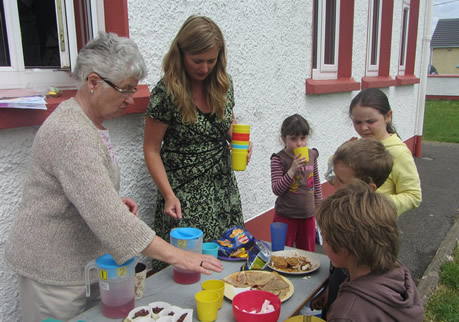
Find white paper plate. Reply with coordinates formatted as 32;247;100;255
268;249;320;275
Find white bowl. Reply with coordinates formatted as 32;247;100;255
159;305;182;319
148;301;171;320
126;305;153;321
172;308;193;322
155;316;173;322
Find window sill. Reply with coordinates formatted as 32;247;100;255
306;78;360;95
395;75;420;86
0;84;150;130
361;76;396;89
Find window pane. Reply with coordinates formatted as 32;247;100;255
74;0;94;51
0;0;10;66
370;0;380;65
324;0;336;65
400;8;408;66
313;0;318;69
17;0;60;68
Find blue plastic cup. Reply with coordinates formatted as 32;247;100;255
202;242;219;258
270;222;288;251
231;143;249;150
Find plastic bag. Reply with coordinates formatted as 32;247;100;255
241;241;271;270
213;227;255;258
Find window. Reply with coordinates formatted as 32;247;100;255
361;0;396;89
398;1;409;76
307;0;360;95
395;0;420;85
366;0;382;77
0;0;148;131
0;0;105;90
312;0;340;80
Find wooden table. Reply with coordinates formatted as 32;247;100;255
70;249;329;321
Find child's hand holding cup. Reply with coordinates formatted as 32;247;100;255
293;147;309;162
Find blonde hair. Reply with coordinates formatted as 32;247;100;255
162;15;230;124
333;138;393;188
316;180;399;273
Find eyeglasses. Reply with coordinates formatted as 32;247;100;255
324;161;335;185
97;74;138;96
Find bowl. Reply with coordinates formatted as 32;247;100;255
126;305;153;321
232;290;281;322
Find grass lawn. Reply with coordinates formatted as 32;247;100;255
423;100;459;143
422;99;459;321
424;243;459;321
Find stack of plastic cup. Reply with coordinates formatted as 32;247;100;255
232;124;250;171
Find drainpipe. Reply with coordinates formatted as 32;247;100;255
415;0;433;158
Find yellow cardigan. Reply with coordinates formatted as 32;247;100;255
377;134;422;216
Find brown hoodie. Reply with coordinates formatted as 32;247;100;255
328;261;424;322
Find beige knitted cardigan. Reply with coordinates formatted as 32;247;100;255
5;98;155;285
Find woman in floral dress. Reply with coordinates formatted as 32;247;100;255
144;16;251;272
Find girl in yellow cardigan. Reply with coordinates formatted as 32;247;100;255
349;88;422;215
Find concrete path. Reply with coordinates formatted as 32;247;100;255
397;141;459;304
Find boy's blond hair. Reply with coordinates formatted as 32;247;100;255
316;180;399;273
333;138;393;188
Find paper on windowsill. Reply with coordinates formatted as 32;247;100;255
0;96;47;110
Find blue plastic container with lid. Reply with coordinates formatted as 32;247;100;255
170;227;203;253
85;254;136;318
170;227;203;284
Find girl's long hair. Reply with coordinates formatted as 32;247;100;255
162;15;230;124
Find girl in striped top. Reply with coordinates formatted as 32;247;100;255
270;114;323;252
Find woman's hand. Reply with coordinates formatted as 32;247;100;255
247;141;253;163
144;118;181;218
164;195;182;219
121;197;138;216
174;251;223;275
142;236;223;274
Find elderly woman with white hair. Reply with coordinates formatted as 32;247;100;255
5;32;222;322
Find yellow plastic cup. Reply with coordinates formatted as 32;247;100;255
231;149;248;171
232;124;250;134
201;280;225;309
195;290;220;321
293;147;309;162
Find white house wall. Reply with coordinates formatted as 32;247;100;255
0;1;428;320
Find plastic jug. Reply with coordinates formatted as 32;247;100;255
85;254;136;318
170;227;203;284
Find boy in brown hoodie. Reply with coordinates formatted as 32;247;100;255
316;180;424;321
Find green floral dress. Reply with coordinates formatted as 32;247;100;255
146;79;244;272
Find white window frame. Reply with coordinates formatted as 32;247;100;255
366;0;382;77
398;0;410;76
0;0;104;90
312;0;341;80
